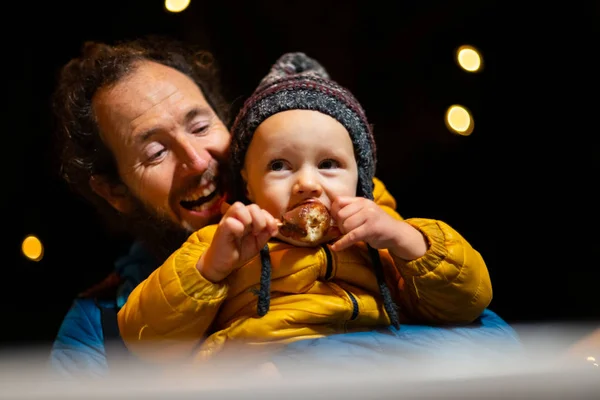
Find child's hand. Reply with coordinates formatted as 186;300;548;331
197;202;279;282
329;196;428;261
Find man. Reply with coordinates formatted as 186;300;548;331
49;37;520;377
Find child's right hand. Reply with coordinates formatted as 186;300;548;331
196;202;279;283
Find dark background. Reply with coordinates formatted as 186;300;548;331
2;0;598;350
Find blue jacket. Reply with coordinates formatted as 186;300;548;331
49;242;521;377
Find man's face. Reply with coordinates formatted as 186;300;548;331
242;109;358;246
92;61;230;233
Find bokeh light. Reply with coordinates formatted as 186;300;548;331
456;45;482;72
165;0;190;13
22;235;44;262
445;105;474;136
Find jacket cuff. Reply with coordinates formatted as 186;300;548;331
166;242;228;304
400;218;448;277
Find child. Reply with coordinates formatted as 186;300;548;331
117;52;492;364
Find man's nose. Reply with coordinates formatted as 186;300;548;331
178;140;209;173
293;170;323;196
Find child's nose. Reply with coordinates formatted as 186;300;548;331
293;171;323;196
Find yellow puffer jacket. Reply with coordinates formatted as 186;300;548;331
118;178;492;363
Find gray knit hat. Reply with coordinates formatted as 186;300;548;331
229;52;377;202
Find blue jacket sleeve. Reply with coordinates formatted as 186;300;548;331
48;242;159;378
48;299;108;378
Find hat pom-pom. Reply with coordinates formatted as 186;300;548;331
281;52;329;77
258;52;330;88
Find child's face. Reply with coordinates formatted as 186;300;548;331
242;109;358;246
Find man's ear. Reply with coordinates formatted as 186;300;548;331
240;168;253;201
89;175;133;214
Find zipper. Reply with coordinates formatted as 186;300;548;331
322;244;333;280
345;291;359;321
322;245;359;321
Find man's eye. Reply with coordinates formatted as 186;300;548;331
268;160;287;171
148;149;166;161
144;143;167;162
192;124;209;134
319;159;340;169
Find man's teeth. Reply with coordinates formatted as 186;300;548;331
181;182;216;202
190;193;220;211
200;173;212;188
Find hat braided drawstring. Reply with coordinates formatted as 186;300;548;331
256;244;272;316
368;244;401;329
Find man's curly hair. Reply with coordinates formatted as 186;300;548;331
52;36;231;235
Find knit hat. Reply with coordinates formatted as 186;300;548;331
229;52;400;329
230;52;377;202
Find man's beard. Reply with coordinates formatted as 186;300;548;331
119;197;195;263
116;160;230;263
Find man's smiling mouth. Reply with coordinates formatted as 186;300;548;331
179;174;219;211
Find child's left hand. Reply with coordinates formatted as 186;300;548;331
329;196;429;261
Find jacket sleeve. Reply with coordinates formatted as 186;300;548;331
117;225;229;363
48;299;108;378
373;177;491;324
390;218;493;325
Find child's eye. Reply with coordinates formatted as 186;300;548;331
318;159;340;169
268;160;288;171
